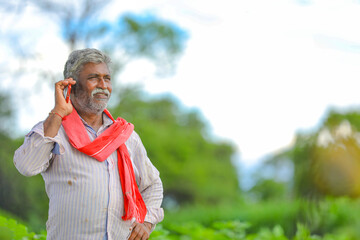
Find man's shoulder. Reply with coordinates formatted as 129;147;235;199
127;130;146;149
128;130;140;142
25;121;45;137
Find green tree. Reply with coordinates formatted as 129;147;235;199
111;87;240;205
0;93;48;231
248;179;287;201
264;108;360;199
0;93;14;135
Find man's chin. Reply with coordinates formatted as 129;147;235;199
73;97;108;114
84;102;107;114
94;105;107;113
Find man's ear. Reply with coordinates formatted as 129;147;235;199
70;77;78;95
71;83;77;94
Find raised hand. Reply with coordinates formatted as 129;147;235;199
53;78;76;118
44;78;76;137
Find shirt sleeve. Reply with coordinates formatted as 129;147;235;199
13;121;65;177
130;132;164;226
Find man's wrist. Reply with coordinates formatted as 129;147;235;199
49;111;64;121
52;107;67;118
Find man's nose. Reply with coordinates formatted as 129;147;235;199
97;78;107;89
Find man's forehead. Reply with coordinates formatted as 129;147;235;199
80;62;110;74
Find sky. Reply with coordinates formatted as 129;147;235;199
3;0;360;171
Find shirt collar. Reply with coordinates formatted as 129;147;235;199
79;112;114;134
102;112;114;127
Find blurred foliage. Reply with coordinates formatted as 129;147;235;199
0;93;48;231
240;108;360;238
110;86;240;205
162;197;360;238
2;197;360;239
0;132;49;232
248;179;287;201
0;93;13;135
110;13;188;75
163;200;300;236
261;108;360;199
295;197;360;236
0;215;46;240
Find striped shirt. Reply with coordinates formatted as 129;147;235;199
14;114;164;240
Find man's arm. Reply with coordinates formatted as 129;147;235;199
141;174;164;226
128;132;164;240
14;123;62;176
13;78;76;176
133;132;164;225
128;175;164;239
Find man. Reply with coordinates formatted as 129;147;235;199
14;48;164;240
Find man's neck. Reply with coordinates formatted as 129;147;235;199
75;108;103;132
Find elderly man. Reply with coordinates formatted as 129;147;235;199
14;48;164;240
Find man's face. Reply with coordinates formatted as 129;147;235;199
72;62;112;114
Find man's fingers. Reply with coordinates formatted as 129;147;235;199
66;78;76;85
52;79;75;117
143;222;152;233
129;222;150;240
55;81;68;91
55;79;76;89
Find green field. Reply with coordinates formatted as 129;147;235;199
1;197;359;239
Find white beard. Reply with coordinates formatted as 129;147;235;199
74;88;110;115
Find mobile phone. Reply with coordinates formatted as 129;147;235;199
65;84;72;103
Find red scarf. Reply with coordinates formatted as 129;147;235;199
62;108;147;223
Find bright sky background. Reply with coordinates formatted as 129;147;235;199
3;0;360;170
